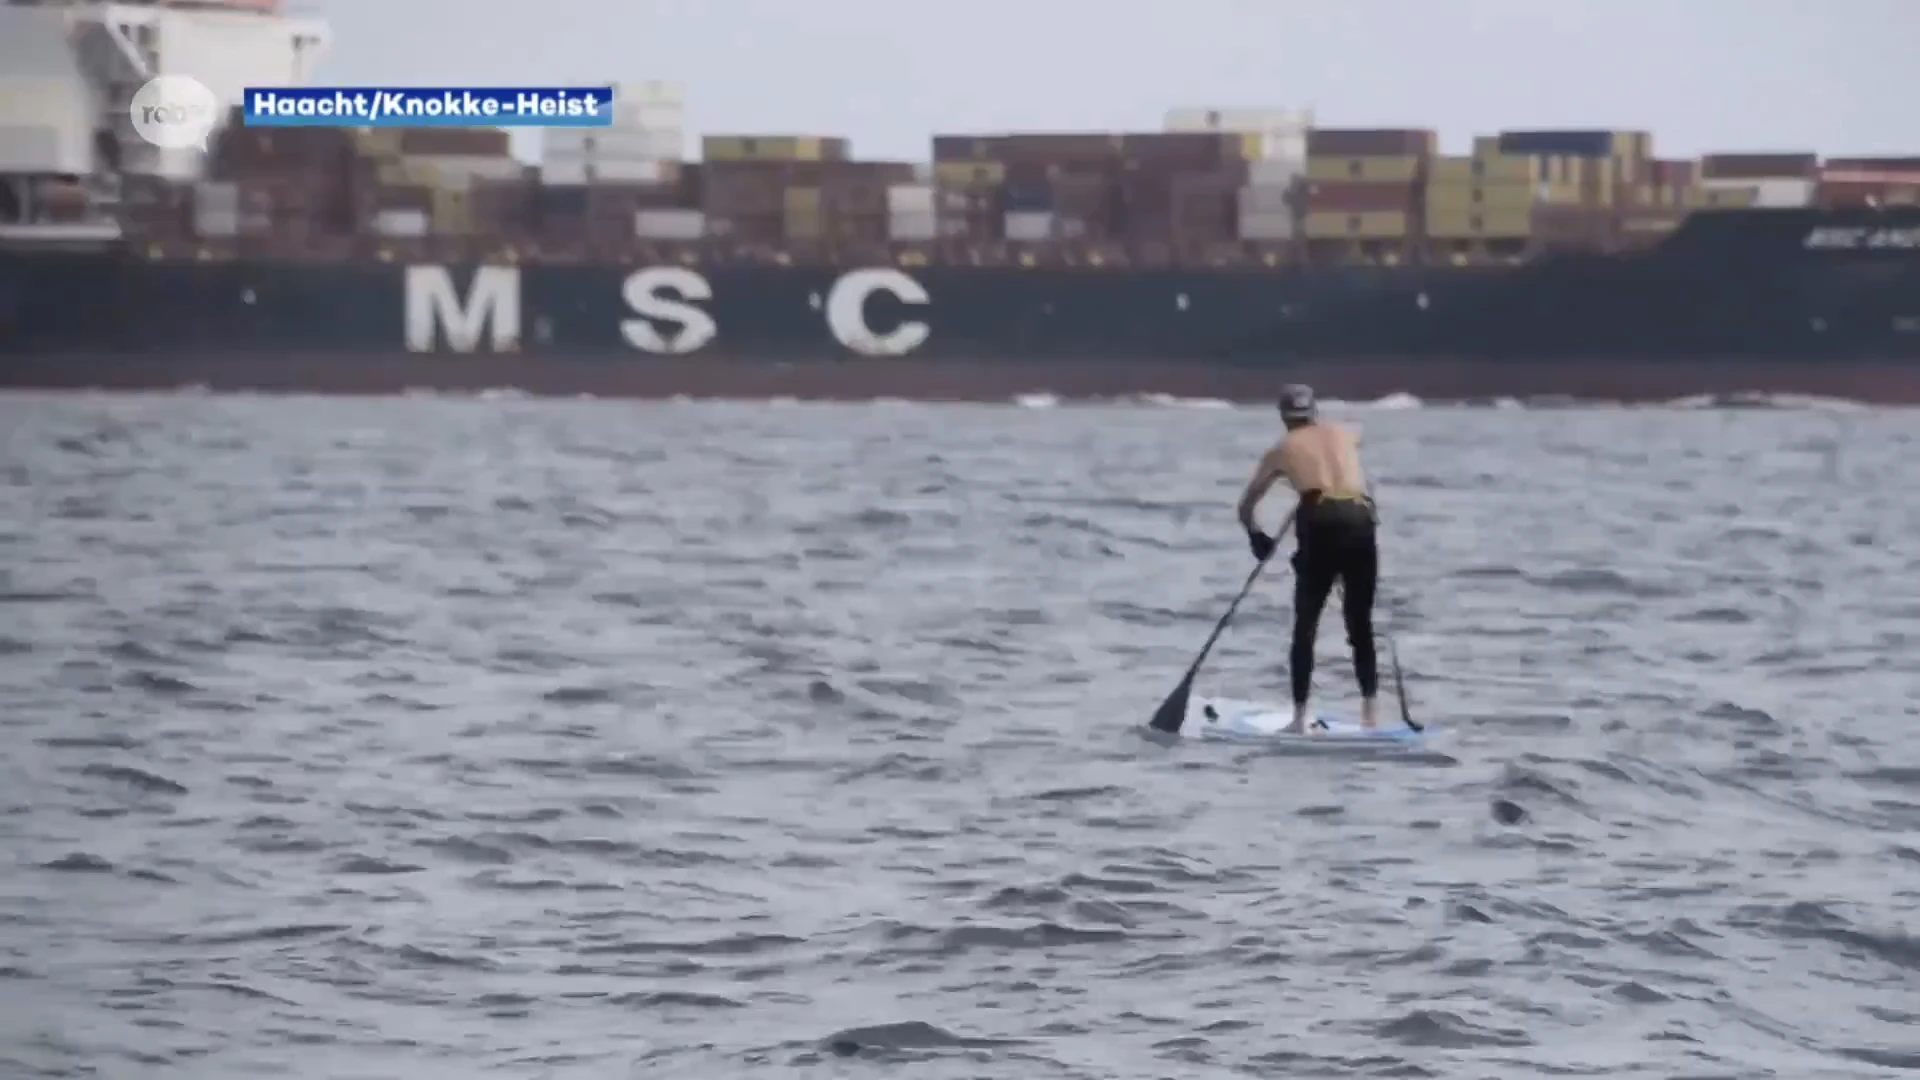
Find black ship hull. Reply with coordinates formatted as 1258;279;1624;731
5;207;1919;403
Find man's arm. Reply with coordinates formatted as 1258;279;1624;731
1236;448;1290;533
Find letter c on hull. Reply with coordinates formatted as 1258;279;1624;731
622;266;718;354
826;268;929;356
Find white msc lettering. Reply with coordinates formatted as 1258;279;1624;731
621;266;717;353
826;268;929;356
405;265;521;351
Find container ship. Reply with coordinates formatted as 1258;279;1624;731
4;0;1920;404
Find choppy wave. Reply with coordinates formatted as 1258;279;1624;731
1;395;1917;1078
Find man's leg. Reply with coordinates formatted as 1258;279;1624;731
1340;532;1381;727
1288;547;1338;732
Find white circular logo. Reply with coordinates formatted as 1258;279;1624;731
129;75;220;150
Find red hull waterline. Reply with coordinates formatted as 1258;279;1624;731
3;354;1918;404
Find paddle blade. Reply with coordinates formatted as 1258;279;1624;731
1148;671;1195;733
1389;637;1421;732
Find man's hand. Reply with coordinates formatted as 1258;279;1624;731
1247;529;1276;562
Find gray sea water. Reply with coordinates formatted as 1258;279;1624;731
1;393;1918;1079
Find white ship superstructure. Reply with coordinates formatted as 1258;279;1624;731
0;0;328;237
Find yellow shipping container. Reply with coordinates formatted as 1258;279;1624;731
430;189;469;235
1690;186;1757;209
784;187;822;214
785;211;823;239
1425;207;1532;239
1304;210;1409;239
1471;135;1501;160
934;161;1004;188
704;135;836;162
1530;179;1585;205
1306;155;1421;183
1430;155;1542;185
1425;180;1536;212
1611;131;1653;160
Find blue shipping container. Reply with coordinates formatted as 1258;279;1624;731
1003;185;1053;213
1497;130;1614;157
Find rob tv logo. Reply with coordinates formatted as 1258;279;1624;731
129;75;221;150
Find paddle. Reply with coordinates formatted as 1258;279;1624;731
1147;523;1289;734
1384;626;1421;733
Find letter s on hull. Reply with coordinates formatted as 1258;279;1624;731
622;266;717;354
827;269;929;356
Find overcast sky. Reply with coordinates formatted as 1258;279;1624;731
305;0;1912;162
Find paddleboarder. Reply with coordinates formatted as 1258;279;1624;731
1235;384;1381;733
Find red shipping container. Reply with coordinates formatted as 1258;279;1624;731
399;128;510;157
995;133;1123;165
1650;159;1698;187
1306;129;1435;158
1121;132;1241;171
1303;180;1417;213
1700;152;1816;180
1825;156;1920;175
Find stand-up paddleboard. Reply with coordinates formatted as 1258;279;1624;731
1183;696;1428;746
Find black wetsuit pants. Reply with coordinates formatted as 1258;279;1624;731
1289;498;1379;706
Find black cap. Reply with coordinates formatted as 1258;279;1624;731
1277;383;1317;422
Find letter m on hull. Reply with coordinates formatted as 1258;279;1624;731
405;265;522;352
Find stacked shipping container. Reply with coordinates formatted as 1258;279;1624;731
1303;129;1434;251
1816;157;1920;208
1164;108;1311;242
136;94;1911;267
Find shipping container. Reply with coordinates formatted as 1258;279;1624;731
1307;129;1434;158
932;135;997;161
1825;156;1920;175
1303;180;1417;213
193;181;239;212
1705;176;1813;207
886;184;935;215
1005;211;1054;242
701;135;850;162
541;160;590;186
1429;155;1541;185
1528;205;1616;248
591;159;673;184
996;133;1125;164
1820;181;1920;208
1306;155;1422;183
1424;181;1534;213
1700;152;1817;180
372;208;429;237
535;185;590;218
1049;173;1112;223
1688;186;1758;209
1425;207;1531;239
399;128;510;158
431;188;469;234
1237;209;1294;240
1239;185;1293;215
1248;158;1305;187
888;211;937;241
1496;130;1615;157
933;161;1004;188
1650;159;1699;187
784;187;822;216
1303;210;1409;239
547;129;680;162
634;208;705;240
193;211;240;238
1121;132;1245;170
